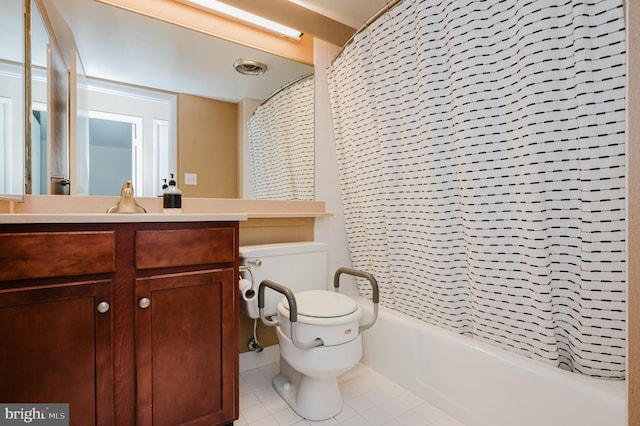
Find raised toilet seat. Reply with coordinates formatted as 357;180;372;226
256;268;379;420
277;290;362;346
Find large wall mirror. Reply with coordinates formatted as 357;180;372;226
23;0;315;200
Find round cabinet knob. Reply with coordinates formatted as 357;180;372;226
139;298;151;309
97;301;110;314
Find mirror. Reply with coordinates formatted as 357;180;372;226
43;0;314;199
0;0;26;200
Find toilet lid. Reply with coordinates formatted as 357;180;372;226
280;290;358;318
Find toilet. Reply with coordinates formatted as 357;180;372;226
239;242;378;421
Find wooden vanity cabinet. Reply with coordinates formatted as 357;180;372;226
0;221;239;426
133;225;238;426
0;229;116;426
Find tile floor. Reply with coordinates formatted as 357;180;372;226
236;362;466;426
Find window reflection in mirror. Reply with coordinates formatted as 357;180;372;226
87;113;136;196
29;0;49;195
76;81;176;197
0;0;26;199
31;102;47;194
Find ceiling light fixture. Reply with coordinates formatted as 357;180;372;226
233;59;268;76
182;0;303;41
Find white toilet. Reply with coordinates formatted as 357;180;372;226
239;242;378;421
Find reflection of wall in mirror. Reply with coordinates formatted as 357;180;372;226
30;0;70;195
48;37;69;195
178;93;238;198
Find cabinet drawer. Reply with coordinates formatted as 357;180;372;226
135;227;235;269
0;231;116;281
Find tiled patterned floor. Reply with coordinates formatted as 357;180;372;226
237;362;466;426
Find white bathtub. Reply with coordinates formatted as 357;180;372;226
356;298;627;426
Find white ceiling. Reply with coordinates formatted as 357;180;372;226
45;0;389;103
290;0;389;29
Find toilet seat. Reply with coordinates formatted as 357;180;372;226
279;290;361;326
277;290;362;346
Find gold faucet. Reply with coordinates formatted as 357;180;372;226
106;181;147;213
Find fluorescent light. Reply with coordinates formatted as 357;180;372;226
183;0;303;40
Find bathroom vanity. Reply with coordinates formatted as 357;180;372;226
0;215;242;426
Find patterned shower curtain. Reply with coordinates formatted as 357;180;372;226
248;75;315;200
327;0;626;379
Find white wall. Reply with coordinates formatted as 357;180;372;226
313;40;357;294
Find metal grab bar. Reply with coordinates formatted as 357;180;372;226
257;279;324;350
334;267;379;332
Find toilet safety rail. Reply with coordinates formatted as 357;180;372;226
258;279;324;349
257;268;380;350
333;267;379;332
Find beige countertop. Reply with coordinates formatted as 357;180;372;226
0;213;248;224
0;195;331;222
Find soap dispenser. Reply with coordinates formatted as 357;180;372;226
163;174;182;213
159;178;168;196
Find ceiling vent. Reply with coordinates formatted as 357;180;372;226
233;59;268;76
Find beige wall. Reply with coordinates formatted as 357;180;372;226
177;94;238;198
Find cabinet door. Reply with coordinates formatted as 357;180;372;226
135;269;235;426
0;280;113;426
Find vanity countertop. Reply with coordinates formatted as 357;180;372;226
0;195;330;219
0;213;248;224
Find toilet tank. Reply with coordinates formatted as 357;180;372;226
239;242;328;317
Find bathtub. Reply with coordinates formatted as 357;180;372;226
356;298;627;426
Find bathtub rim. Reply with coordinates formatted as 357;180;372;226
354;295;627;426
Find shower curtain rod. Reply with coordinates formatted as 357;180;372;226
259;72;314;107
332;0;404;64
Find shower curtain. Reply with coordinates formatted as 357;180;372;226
327;0;626;379
248;75;314;200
